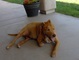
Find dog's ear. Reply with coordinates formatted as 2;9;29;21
43;19;51;24
47;19;51;23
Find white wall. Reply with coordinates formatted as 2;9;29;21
40;0;56;14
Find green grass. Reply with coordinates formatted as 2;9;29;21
4;0;23;4
56;1;79;17
56;0;79;4
4;0;79;17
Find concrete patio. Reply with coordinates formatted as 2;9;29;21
0;1;79;60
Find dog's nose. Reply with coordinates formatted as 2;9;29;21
52;34;56;37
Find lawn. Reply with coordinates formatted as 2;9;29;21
56;0;79;17
4;0;23;4
4;0;79;18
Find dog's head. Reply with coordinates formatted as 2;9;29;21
42;20;56;42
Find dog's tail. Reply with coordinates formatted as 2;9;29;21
8;34;18;36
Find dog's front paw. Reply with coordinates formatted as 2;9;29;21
39;43;44;47
17;44;21;48
46;40;51;43
6;46;10;50
50;51;56;57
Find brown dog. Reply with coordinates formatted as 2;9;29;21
6;20;59;57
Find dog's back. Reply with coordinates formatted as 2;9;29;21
23;22;42;39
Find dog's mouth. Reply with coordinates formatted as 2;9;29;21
50;37;55;42
46;35;55;43
44;33;56;43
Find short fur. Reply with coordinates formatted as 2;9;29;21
6;20;59;57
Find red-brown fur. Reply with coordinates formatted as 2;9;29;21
6;20;59;57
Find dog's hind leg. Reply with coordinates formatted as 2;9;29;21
17;37;30;48
6;28;30;49
6;31;25;49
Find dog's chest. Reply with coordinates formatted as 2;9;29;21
45;37;52;43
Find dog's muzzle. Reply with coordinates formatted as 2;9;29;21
50;34;56;42
45;34;56;42
52;34;56;37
